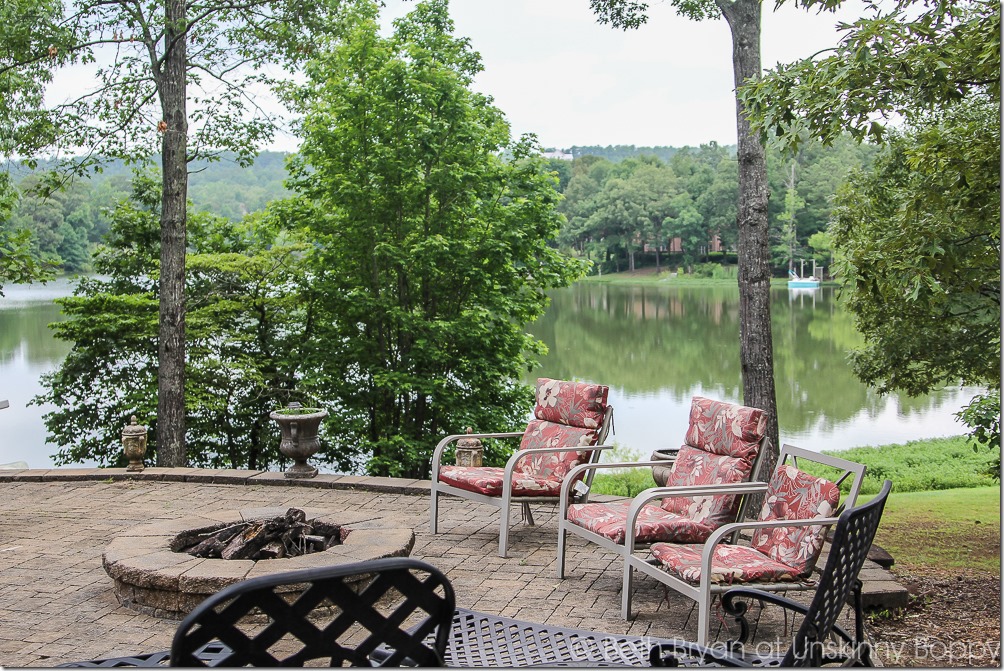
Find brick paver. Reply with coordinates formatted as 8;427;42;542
0;473;872;666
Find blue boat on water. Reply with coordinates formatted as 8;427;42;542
788;270;821;289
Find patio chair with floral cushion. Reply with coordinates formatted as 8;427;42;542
648;480;892;667
430;378;613;557
556;396;769;580
624;444;866;646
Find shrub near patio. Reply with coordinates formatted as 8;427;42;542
804;436;998;495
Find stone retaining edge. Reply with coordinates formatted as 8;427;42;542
0;468;626;501
0;467;433;496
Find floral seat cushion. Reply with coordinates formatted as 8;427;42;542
534;378;609;430
650;542;805;584
437;466;568;497
658;446;754;529
649;463;841;585
566;501;716;545
685;396;767;462
656;397;767;527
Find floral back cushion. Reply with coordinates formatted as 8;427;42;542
684;396;766;461
516;419;598;480
750;464;841;576
534;378;609;430
659;445;754;528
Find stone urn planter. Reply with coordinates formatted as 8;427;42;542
650;448;679;487
270;403;328;478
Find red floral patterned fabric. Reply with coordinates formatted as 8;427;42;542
658;446;754;529
516;419;598;480
566;501;716;545
650;542;803;584
749;464;840;576
648;463;840;585
437;466;572;497
684;396;766;461
534;378;609;430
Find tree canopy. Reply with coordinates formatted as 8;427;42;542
37;173;319;469
277;0;585;477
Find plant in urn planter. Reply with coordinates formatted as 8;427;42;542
270;402;328;478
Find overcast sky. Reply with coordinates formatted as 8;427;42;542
44;0;866;155
370;0;866;151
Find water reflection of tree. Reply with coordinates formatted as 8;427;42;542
526;284;956;436
0;302;70;365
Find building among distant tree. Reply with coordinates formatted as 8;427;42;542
540;148;574;160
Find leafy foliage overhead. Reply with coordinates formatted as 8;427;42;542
741;0;1001;151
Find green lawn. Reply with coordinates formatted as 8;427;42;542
870;486;1001;573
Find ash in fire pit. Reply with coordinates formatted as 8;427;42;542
170;508;341;561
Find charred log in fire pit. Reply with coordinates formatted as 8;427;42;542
170;508;341;561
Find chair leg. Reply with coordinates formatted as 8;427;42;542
556;522;567;579
499;501;511;558
430;488;439;534
621;558;633;619
697;596;710;647
522;502;535;526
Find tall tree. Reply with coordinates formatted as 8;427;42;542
589;0;780;456
0;0;343;465
285;0;585;478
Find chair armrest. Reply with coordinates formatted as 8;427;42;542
430;432;523;480
623;482;770;552
721;587;860;650
558;459;677;513
503;444;614;498
701;515;840;555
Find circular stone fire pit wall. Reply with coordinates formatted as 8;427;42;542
102;507;415;619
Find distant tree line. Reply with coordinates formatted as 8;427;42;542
544;137;876;276
4;138;873;278
564;144;682;163
2;152;290;272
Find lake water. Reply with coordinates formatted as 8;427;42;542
0;279;975;468
522;282;975;458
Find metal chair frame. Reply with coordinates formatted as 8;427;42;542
556;432;771;580
430;404;614;557
649;480;893;667
624;444;867;646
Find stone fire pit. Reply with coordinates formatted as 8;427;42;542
102;507;415;619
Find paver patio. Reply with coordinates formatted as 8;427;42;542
0;470;889;666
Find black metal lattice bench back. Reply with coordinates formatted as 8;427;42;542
170;557;455;667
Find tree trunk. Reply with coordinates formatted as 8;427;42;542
721;0;780;461
156;0;189;466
